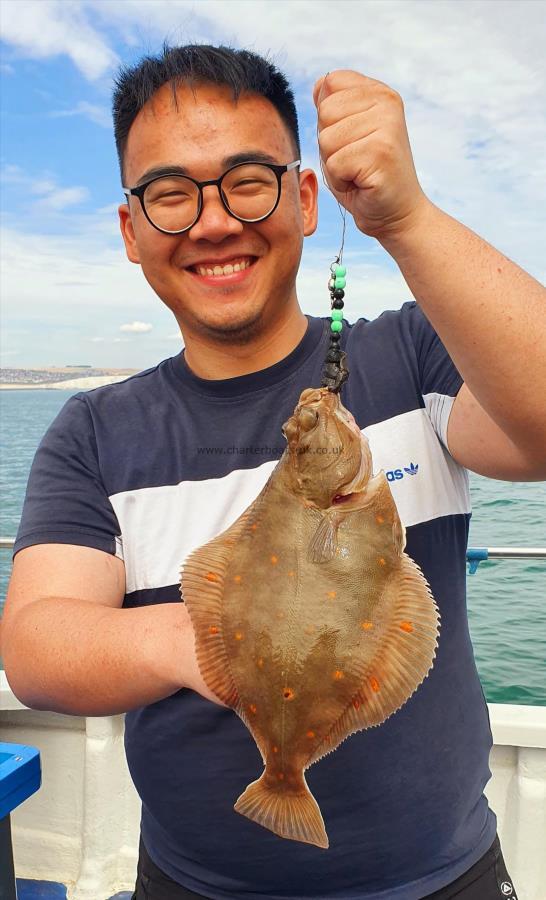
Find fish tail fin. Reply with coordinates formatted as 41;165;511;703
234;771;329;849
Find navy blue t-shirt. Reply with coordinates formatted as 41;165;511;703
14;305;496;899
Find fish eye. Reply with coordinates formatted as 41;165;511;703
299;407;319;432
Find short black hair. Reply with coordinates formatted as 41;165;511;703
112;43;301;183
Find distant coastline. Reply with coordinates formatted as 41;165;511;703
0;367;138;391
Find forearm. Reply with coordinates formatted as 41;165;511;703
3;598;203;716
380;199;546;455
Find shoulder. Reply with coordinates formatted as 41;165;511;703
79;359;169;407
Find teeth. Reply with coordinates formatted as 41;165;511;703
196;258;252;277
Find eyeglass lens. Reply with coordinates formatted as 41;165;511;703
143;163;279;232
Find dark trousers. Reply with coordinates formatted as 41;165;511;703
131;832;518;899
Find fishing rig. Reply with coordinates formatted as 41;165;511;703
317;74;350;395
321;257;349;393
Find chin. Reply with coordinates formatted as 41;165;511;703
192;305;266;344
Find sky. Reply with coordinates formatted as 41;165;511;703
1;0;545;369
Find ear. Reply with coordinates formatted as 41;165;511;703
299;168;319;237
118;202;141;264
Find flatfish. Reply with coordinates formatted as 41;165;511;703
180;387;439;849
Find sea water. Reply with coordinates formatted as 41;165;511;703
1;388;544;705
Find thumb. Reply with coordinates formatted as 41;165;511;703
312;72;332;108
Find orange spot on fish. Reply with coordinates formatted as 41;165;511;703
379;557;386;567
400;621;414;633
278;772;285;780
333;670;344;680
287;570;295;577
257;658;264;668
370;676;380;692
249;704;257;714
304;624;316;635
353;698;361;710
272;745;279;753
283;688;295;701
361;621;374;630
234;631;244;641
205;571;219;582
250;523;257;531
277;611;286;620
306;730;315;738
376;515;385;524
327;590;336;599
233;574;242;583
208;625;219;635
270;554;278;564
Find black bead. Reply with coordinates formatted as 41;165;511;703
329;333;341;343
326;348;342;363
334;289;345;300
332;298;344;309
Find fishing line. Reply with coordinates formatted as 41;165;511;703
317;73;350;394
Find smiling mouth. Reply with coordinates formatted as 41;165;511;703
187;256;257;278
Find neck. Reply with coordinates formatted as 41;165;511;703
180;305;309;380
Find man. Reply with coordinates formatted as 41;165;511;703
3;43;544;899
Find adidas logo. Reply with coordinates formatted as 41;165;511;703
386;463;419;482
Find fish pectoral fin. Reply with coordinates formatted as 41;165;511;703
308;513;339;563
234;770;328;849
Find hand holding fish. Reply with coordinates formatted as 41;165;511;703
313;70;429;240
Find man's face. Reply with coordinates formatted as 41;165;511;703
119;81;318;343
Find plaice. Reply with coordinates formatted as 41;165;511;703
180;387;440;849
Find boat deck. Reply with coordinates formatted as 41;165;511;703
16;883;132;899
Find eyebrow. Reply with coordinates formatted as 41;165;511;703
134;151;281;187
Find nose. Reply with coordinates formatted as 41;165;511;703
187;184;244;243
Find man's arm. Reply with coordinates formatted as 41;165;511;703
2;544;222;715
314;70;546;479
379;201;546;480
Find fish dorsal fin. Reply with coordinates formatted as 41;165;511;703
180;501;263;708
305;553;440;769
308;513;339;563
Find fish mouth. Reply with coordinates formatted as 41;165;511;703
332;491;359;504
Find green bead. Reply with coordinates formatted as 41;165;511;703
331;309;343;321
330;320;343;333
334;265;346;277
334;276;346;290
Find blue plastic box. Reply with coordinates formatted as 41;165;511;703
0;742;41;821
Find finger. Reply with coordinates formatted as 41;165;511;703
315;69;388;105
318;109;382;163
317;89;380;130
321;139;374;195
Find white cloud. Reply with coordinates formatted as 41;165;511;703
49;101;112;129
1;63;15;75
34;186;90;211
0;0;118;80
1;164;89;211
120;321;153;333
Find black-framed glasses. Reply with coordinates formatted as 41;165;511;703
122;160;301;234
